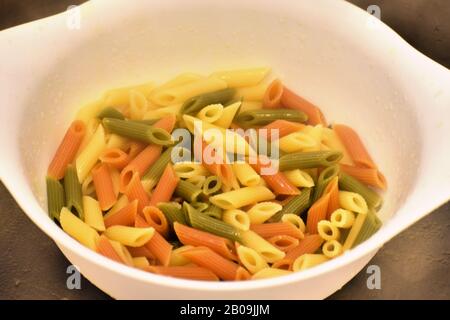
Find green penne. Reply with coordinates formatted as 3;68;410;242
203;204;223;220
311;165;340;202
270;188;311;222
174;180;203;203
128;119;159;126
279;151;343;171
142;147;173;189
64;165;84;220
338;172;383;211
157;202;187;227
97;107;125;120
352;210;382;247
102;118;172;145
191;202;209;212
183;202;241;242
202;175;222;196
46;176;65;221
181;88;236;114
236;109;308;128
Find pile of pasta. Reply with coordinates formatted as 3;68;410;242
46;68;386;281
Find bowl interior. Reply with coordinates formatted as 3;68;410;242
19;1;420;225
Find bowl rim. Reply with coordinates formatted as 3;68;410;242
2;0;450;293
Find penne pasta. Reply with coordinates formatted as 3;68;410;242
281;87;327;126
317;220;341;241
232;162;261;187
339;191;368;214
210;186;275;210
240;230;285;263
104;199;137;228
75;124;106;182
143;206;169;237
104;225;155;247
306;193;331;234
247;202;282;224
267;235;300;252
251;268;292;280
340;164;387;190
149;164;179;206
222;209;250;231
82;196;105;232
283;169;315;188
250;222;304;240
48;120;86;180
145;265;219;281
213;101;242;128
92;163;117;211
60;207;99;251
285;234;324;260
236;245;268;274
292;254;328;271
263;79;283;108
210;67;270;88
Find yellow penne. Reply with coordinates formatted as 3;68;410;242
210;186;275;210
339;191;368;214
169;245;195;266
106;133;129;150
321;127;354;165
251;268;292;280
292;254;328;271
82;196;105;232
283;169;315;188
104;226;155;247
75;99;104;124
133;256;150;268
129;90;149;120
247;202;282;224
281;214;306;233
197;104;224;123
238;101;263;113
183;115;253;156
143;103;182;120
240;230;285;263
108;239;133;265
76;118;100;157
59;207;99;251
75;124;106;182
317;220;340;241
151;77;227;106
330;209;355;228
342;211;367;251
173;162;209;179
237;245;268;274
322;240;343;258
103;81;155;107
211;67;271;88
234;82;268;101
302;125;323;147
152;73;204;95
279;131;317;153
232;162;261;187
81;173;95;196
222;209;250;231
213;101;241;128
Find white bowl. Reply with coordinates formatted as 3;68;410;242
1;0;449;299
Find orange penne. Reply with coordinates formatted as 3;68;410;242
306;193;330;234
97;235;126;265
144;230;173;266
135;214;150;228
250;156;300;195
340;164;387;190
194;139;235;187
104;200;138;228
333;124;377;169
123;171;150;214
174;223;237;261
143;206;169;237
92;163;117;211
250;222;304;239
153;114;177;133
285;234;324;260
99;148;130;169
144;266;219;281
127;245;156;261
260;120;305;141
180;246;241;281
235;267;252;281
281;87;327;126
323;177;340;220
272;258;293;271
48;120;86;179
263;79;283;109
119;144;162;192
267;235;300;252
149;164;179;206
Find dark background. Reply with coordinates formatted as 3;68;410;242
0;0;449;300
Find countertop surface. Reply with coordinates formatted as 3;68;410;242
0;0;449;300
